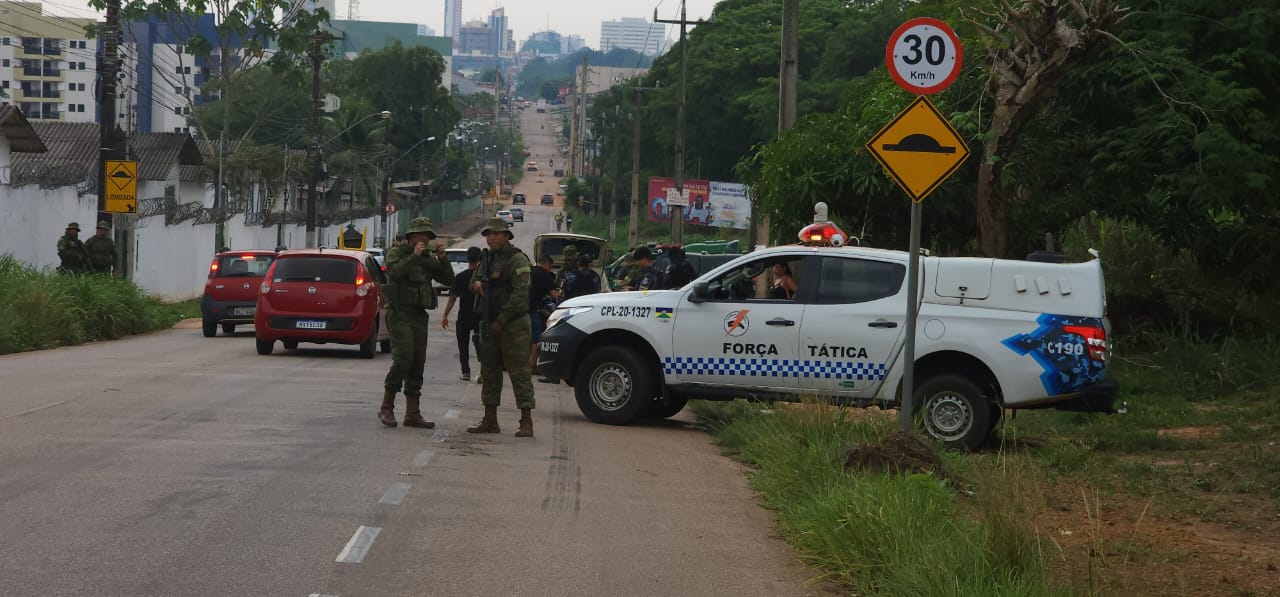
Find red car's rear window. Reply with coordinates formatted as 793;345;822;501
271;257;357;284
216;254;275;277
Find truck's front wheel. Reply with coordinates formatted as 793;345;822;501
574;346;654;425
915;374;994;452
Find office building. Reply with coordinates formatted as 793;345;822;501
443;0;462;49
561;34;586;55
600;17;665;56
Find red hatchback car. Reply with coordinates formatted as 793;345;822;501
253;249;390;358
201;250;278;337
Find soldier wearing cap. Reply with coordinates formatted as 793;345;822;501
468;217;536;438
84;220;118;276
378;217;456;429
56;222;89;274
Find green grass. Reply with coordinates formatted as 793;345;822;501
0;254;198;354
690;333;1280;594
692;400;1064;596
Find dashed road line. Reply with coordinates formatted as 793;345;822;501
5;400;70;418
412;449;435;467
379;483;411;505
335;526;381;564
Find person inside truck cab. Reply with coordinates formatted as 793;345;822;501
769;261;798;299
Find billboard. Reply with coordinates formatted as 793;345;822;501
647;177;751;230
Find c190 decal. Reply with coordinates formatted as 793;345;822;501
1002;313;1106;395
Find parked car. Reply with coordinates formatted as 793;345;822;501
434;248;473;295
540;193;555;205
512;193;527;205
553;169;565;177
201;250;278;337
497;210;515;225
253;249;390;358
510;207;525;222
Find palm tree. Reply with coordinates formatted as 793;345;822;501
321;103;392;211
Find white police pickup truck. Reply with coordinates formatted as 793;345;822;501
535;222;1118;450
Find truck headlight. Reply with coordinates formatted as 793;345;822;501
546;306;593;330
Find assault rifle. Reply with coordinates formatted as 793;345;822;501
477;248;493;342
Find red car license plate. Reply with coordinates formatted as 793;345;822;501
295;320;326;329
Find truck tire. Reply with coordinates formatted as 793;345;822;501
574;346;654;425
202;319;217;338
647;395;689;419
256;338;274;355
914;374;994;452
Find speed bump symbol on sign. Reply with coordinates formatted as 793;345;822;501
104;159;138;214
865;96;970;203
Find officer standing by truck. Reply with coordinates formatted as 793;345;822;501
379;217;456;429
84;221;118;276
468;218;536;438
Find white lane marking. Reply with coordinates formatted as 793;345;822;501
379;483;411;505
5;400;71;418
411;449;435;467
335;526;381;564
309;594;339;597
444;409;460;419
432;428;449;443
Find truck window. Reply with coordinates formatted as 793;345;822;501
705;256;804;301
814;257;905;304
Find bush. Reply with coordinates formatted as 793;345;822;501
1058;215;1274;336
0;255;192;354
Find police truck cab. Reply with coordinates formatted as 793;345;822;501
535;218;1118;450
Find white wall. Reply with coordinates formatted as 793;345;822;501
0;181;388;301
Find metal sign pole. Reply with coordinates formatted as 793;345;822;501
899;200;922;431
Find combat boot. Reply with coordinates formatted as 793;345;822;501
466;406;500;433
403;394;435;429
515;408;534;438
378;389;397;428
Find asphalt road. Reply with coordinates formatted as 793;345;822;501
0;106;827;597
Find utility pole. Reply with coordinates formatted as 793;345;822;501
96;0;124;224
577;56;588;178
381;115;393;247
656;0;700;245
305;31;341;248
628;86;643;247
762;0;800;249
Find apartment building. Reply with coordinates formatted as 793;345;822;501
0;2;98;123
599;17;665;56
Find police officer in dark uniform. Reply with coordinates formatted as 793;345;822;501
379;217;456;429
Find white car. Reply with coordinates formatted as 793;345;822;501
535;221;1118;451
433;248;474;294
496;210;515;226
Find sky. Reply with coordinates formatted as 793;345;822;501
41;0;721;51
346;0;721;50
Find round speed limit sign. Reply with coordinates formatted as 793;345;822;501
886;17;963;95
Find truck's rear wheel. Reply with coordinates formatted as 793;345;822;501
574;346;653;425
915;374;994;452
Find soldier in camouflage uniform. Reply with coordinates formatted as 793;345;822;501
468;217;536;438
554;244;578;291
56;222;89;274
84;220;118;276
379;217;456;429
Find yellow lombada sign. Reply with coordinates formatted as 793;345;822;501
865;96;970;203
105;160;138;213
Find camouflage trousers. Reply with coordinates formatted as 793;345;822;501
478;314;536;409
384;308;430;396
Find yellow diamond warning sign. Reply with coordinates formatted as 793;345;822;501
865;96;969;203
105;160;138;214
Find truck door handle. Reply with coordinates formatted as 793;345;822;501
868;320;898;328
766;318;795;327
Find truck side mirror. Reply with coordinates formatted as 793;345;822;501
688;282;710;304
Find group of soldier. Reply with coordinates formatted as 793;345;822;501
379;216;539;438
56;221;118;276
